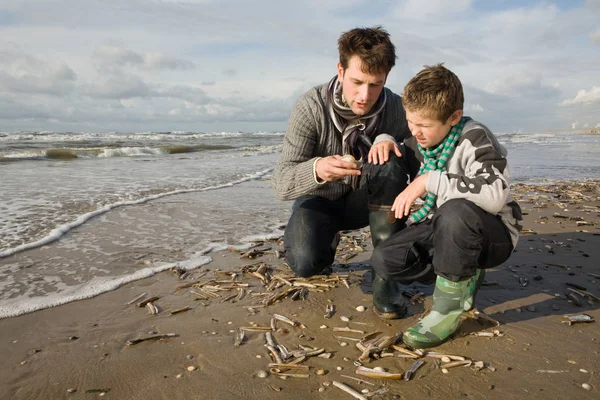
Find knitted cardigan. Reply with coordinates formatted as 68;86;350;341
273;82;411;201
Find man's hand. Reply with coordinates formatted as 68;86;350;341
315;155;361;182
368;140;402;165
391;173;429;219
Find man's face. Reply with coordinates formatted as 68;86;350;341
337;55;387;116
406;109;463;149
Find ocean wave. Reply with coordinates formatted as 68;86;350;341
0;167;274;259
0;144;236;161
0;254;213;319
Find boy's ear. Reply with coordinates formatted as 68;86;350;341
449;110;463;126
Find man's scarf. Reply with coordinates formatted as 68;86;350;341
326;75;387;162
407;116;470;225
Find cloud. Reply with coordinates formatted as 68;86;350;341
93;44;195;71
560;86;600;106
465;103;484;112
0;49;77;96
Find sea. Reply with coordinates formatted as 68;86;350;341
1;129;599;319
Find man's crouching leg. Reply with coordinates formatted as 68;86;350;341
365;152;412;319
283;195;341;278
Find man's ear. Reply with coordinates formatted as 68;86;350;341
449;110;463;126
337;62;344;82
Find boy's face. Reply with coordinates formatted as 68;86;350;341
337;55;387;116
406;109;463;149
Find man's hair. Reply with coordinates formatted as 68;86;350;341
338;26;396;75
403;63;464;122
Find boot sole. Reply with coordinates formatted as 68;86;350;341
372;305;407;320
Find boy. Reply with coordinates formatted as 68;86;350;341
370;64;523;348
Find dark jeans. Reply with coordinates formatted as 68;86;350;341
284;153;411;277
371;199;514;282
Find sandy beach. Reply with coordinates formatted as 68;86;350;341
0;179;599;400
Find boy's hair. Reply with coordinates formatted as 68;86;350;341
403;63;464;122
338;26;396;75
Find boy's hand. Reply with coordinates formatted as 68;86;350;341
315;155;361;182
391;173;429;219
368;141;402;165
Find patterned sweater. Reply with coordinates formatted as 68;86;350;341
272;82;411;201
403;119;523;248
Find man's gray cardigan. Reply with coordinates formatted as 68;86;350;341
273;82;410;201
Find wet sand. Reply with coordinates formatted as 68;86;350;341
0;180;599;400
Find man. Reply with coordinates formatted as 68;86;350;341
272;26;419;319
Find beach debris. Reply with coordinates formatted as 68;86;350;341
332;381;368;400
256;370;269;378
566;292;584;307
136;296;160;308
355;305;366;312
239;325;273;332
234;330;245;347
69;336;79;341
470;329;504;338
333;327;365;334
567;287;600;303
536;370;569;374
171;306;191;315
273;313;306;329
316;369;327;376
441;360;472;369
464;309;502;326
66;388;77;393
126;333;179;346
561;314;595;326
85;388;111;394
146;302;159;315
582;383;592;391
355;366;403;380
403;360;425;381
340;316;350;322
127;293;147;305
187;366;197;372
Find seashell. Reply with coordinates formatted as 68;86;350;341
582;383;592;391
356;306;366;312
187;366;197;372
316;369;327;376
256;370;269;378
340;316;350;322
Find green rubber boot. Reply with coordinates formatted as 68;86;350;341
403;269;483;349
372;274;407;319
369;206;407;319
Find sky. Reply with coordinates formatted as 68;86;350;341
0;0;599;133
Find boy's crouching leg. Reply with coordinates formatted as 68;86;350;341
403;199;512;349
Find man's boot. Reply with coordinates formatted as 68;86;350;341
402;269;484;349
369;206;407;319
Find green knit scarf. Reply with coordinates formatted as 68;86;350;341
407;116;468;225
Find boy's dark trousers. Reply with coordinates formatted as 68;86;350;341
283;153;411;277
371;198;514;283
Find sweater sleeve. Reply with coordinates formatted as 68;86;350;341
426;128;510;214
272;94;324;201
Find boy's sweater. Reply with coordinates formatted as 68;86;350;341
402;119;523;248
